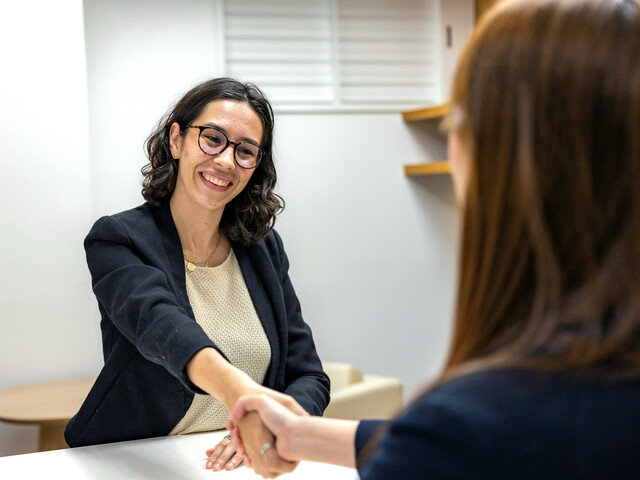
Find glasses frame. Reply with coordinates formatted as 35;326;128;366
187;125;264;170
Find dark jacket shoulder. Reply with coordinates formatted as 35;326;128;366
357;369;640;480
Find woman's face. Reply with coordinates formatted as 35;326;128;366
448;131;471;206
169;99;263;214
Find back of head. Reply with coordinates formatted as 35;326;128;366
446;0;640;376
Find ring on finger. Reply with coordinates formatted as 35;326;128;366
259;442;274;455
224;434;232;441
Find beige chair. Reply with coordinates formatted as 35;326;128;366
322;362;402;420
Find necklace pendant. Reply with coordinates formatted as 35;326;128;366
187;262;196;272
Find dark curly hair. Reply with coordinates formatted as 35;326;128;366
141;77;283;246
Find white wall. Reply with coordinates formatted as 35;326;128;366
274;114;459;390
0;0;101;456
83;0;221;217
0;0;461;456
440;0;476;98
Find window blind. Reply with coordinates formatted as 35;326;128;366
222;0;440;110
338;0;439;106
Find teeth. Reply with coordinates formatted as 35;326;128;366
202;172;230;187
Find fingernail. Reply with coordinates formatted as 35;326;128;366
206;461;212;469
213;463;221;471
226;462;233;470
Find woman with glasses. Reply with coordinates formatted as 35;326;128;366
228;0;640;478
64;78;329;476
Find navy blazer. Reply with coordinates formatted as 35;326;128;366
355;369;640;479
65;202;330;447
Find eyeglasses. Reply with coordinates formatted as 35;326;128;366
187;125;264;169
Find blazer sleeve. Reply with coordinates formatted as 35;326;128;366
271;231;331;416
85;214;218;393
355;420;389;454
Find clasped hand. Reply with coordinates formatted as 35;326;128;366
205;389;305;478
189;348;305;476
226;393;304;478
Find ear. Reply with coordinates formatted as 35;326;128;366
168;122;183;158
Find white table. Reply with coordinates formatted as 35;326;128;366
0;430;358;479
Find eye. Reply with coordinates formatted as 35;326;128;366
200;128;226;152
204;133;223;145
236;144;259;160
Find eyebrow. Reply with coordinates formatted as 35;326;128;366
200;122;261;147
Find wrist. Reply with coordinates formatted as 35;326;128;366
186;348;256;408
218;369;256;410
281;415;307;461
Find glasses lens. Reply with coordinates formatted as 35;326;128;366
235;143;261;169
199;128;227;155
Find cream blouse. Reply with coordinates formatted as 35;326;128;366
170;249;271;435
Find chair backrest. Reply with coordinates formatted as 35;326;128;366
322;362;364;393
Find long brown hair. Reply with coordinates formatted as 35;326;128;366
356;1;640;467
445;0;640;379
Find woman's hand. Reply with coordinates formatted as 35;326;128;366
231;395;360;469
203;388;304;475
230;394;301;463
187;348;308;476
233;411;298;478
205;434;244;471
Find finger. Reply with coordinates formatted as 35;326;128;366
253;442;297;477
205;444;221;456
263;448;297;475
234;428;245;453
237;416;273;477
234;395;292;437
228;399;249;421
205;443;227;469
235;411;294;477
228;426;243;453
205;433;232;457
209;443;237;471
225;451;244;471
229;394;267;421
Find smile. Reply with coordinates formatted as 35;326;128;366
201;172;231;187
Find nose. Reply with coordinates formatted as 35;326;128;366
214;145;236;170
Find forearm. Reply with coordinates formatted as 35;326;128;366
186;347;254;409
287;417;358;468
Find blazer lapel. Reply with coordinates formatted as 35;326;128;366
234;244;280;389
150;201;194;318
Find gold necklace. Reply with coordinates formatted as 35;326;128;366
184;231;223;272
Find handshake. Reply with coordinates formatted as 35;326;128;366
189;348;352;477
206;390;311;478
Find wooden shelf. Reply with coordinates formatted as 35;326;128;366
404;161;451;176
402;103;451;176
402;103;450;122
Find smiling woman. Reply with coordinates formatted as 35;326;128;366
168;100;263;233
142;78;282;247
64;78;330;477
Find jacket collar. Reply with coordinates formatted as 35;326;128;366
149;200;193;316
